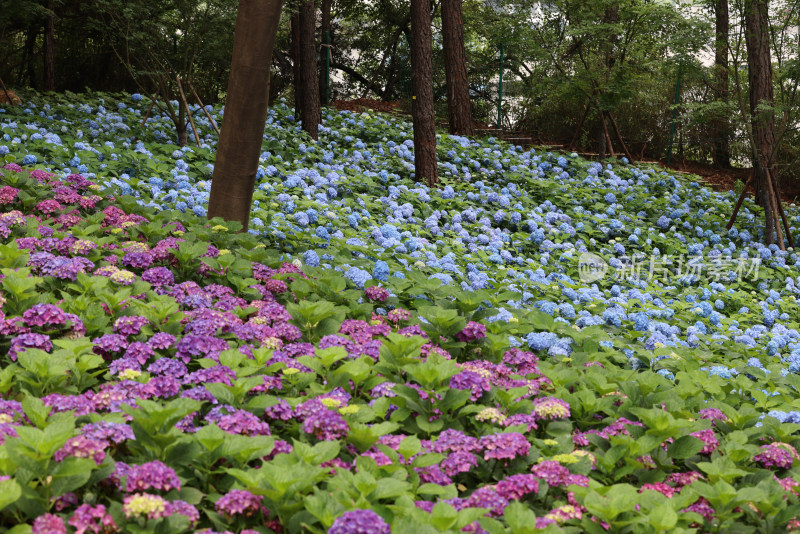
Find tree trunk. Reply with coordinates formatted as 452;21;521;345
19;26;37;86
299;0;321;140
410;0;438;186
177;98;188;147
595;118;606;160
319;0;332;105
208;0;284;231
441;0;473;136
43;0;55;92
744;0;777;244
712;0;731;168
291;11;301;118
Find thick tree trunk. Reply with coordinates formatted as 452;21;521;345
410;0;439;186
291;11;301;118
713;0;731;168
43;0;55;92
744;0;777;244
208;0;284;231
299;0;321;140
595;119;606;160
441;0;473;136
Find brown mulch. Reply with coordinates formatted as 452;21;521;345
331;99;406;115
0;89;21;105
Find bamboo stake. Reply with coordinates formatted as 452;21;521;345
726;173;753;230
767;167;794;248
188;81;220;136
140;93;158;127
607;111;634;162
763;165;785;250
176;76;202;148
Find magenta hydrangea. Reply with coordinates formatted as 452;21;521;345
68;503;117;534
754;443;798;469
32;513;66;534
365;285;389;302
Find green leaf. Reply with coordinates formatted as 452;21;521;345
667;435;704;459
0;478;22;510
50;457;95;496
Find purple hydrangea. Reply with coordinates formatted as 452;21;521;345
125;460;181;492
113;315;150;336
22;303;67;328
456;321;487;342
479;432;530;461
9;332;53;360
328;509;390;534
215;489;265;518
141;267;174;287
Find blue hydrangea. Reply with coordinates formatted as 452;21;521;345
303;250;320;267
527;332;558;351
344;267;371;289
372;260;390;282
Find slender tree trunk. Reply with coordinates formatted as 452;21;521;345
208;0;284;231
713;0;731;168
299;0;320;140
319;0;332;104
19;26;37;86
291;11;301;118
441;0;473;136
177;99;188;147
744;0;777;244
43;0;55;92
410;0;438;186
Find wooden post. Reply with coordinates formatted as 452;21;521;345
140;95;157;127
726;173;753;230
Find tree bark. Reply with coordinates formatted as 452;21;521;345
320;0;332;105
43;0;56;92
299;0;321;140
410;0;439;186
441;0;473;136
19;26;37;86
208;0;284;231
744;0;777;244
291;11;301;118
177;96;188;147
712;0;731;168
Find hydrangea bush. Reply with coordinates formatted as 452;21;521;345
0;92;800;532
